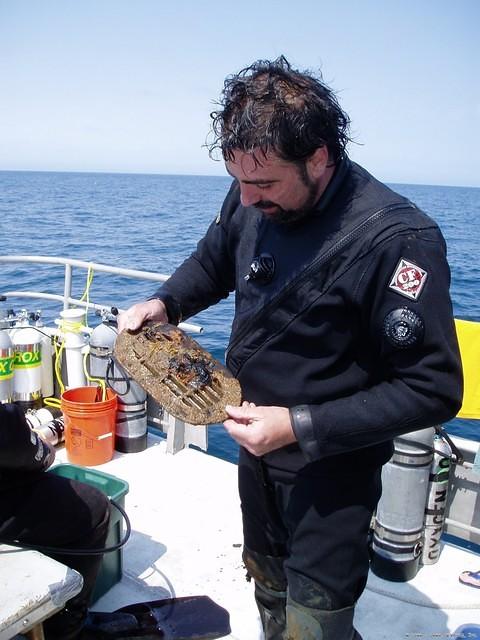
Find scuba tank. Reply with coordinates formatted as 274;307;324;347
421;431;452;565
89;317;147;453
57;308;88;388
0;328;14;403
25;406;65;446
33;313;55;398
11;310;43;409
371;427;435;582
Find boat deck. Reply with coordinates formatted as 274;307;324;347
56;434;480;639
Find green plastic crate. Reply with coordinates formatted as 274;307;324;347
49;463;129;602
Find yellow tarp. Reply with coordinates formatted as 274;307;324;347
455;318;480;420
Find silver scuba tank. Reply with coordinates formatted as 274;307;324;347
3;309;54;402
371;427;435;581
11;312;43;410
0;329;14;403
89;320;147;453
421;432;452;565
34;314;55;399
25;407;65;446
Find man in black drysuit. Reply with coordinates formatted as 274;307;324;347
0;402;110;640
117;57;463;639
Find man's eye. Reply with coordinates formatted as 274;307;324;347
258;183;272;190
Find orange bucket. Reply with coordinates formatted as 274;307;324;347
61;387;117;466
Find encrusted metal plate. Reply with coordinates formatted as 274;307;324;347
114;322;241;425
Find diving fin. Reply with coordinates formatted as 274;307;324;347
84;595;231;639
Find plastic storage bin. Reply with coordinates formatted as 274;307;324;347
49;463;129;602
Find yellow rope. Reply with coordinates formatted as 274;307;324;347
53;331;66;395
76;264;94;327
43;265;106;403
43;397;61;409
83;350;106;401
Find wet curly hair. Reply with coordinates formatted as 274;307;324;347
208;56;351;165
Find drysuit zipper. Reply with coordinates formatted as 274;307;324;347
226;202;416;367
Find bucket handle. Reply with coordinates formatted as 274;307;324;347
70;427;113;441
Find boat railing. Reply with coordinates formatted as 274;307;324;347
445;434;480;547
0;254;206;454
1;255;479;546
0;254;202;333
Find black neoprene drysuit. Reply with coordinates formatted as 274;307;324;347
152;158;463;639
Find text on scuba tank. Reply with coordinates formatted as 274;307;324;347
14;350;42;368
0;356;14;377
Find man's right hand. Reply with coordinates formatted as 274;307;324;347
117;299;168;333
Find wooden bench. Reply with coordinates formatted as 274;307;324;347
0;544;83;640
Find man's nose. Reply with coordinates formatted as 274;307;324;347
239;184;261;208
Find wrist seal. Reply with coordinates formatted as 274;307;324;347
289;405;320;462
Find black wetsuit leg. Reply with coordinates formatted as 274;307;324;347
239;446;382;640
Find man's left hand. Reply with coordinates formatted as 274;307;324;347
223;402;297;456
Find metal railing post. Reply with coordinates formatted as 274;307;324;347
63;264;72;311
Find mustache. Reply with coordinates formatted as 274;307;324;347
254;201;280;210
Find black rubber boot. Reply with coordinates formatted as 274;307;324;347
285;595;362;640
242;546;288;639
254;580;287;640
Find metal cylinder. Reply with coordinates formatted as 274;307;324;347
58;308;88;388
421;433;451;565
25;407;65;446
371;427;435;581
89;321;147;453
0;329;14;403
11;323;43;409
37;326;55;398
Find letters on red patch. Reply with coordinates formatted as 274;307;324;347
388;258;428;301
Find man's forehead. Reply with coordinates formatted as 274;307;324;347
226;149;291;177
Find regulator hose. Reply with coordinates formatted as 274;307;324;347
0;497;131;556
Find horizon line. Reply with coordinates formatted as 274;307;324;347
0;168;478;191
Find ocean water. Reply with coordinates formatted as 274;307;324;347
1;170;479;463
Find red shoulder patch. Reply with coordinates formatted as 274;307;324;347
388;258;428;301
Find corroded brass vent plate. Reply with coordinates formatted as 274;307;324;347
114;322;241;425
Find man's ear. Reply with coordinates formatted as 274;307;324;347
307;146;330;179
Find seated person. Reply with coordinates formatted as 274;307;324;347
0;402;110;640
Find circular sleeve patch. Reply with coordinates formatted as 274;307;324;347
383;307;425;348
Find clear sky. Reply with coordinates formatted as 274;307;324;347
0;0;478;187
